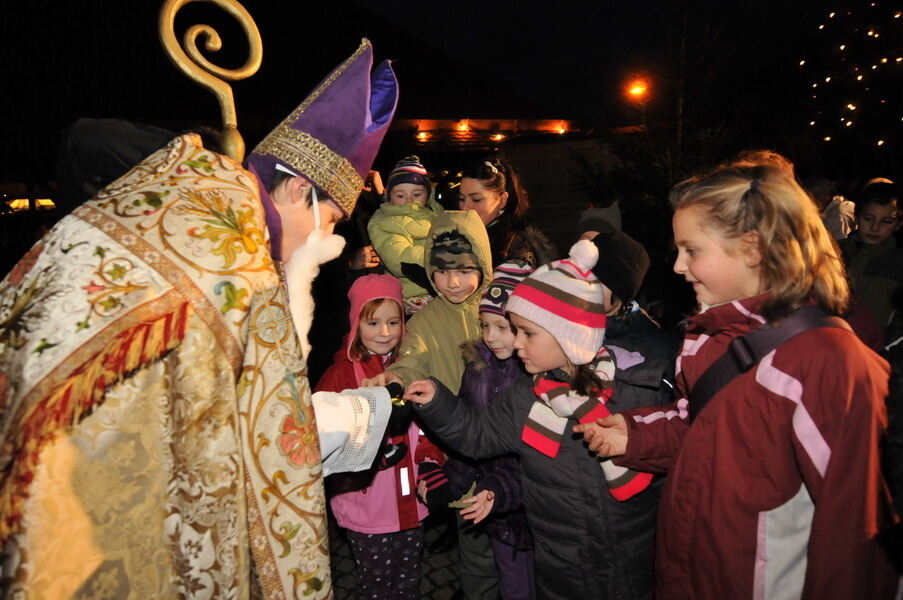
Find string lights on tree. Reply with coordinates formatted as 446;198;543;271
799;4;901;150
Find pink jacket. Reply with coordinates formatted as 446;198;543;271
315;274;442;533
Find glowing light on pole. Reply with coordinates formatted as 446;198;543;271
626;78;650;103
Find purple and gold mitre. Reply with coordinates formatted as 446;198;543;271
248;38;398;216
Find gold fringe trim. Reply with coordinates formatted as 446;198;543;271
0;302;193;542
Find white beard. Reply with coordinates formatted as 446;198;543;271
284;229;346;361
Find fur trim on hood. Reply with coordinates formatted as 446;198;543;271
460;339;489;372
494;221;558;268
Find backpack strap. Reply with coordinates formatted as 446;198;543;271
688;305;850;423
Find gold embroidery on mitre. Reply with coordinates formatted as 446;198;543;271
255;129;362;216
252;39;371;216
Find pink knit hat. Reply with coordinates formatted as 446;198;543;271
505;240;606;365
345;274;405;361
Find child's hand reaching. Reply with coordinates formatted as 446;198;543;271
362;371;404;388
459;490;495;524
573;413;629;457
403;379;436;405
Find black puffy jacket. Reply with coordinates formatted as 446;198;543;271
415;348;669;600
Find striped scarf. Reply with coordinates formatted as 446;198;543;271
521;349;653;501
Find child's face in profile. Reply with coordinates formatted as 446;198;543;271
358;300;403;355
672;206;763;307
433;268;481;304
509;312;569;375
388;183;429;206
480;312;516;360
857;200;901;245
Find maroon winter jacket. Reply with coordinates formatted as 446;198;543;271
617;294;900;599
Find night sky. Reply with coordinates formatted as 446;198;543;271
0;0;897;184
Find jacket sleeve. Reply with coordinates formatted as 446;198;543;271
368;212;428;282
413;427;446;466
311;385;392;476
413;377;521;461
313;363;349;394
475;456;524;515
779;343;898;598
615;330;693;473
615;382;690;474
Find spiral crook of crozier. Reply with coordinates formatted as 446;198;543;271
159;0;263;161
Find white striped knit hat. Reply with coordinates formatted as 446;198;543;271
506;240;606;365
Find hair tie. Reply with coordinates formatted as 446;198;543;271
749;179;761;193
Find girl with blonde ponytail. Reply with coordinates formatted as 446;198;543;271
575;154;899;599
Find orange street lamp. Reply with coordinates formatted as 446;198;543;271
626;77;650;103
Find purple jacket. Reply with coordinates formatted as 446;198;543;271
446;341;533;550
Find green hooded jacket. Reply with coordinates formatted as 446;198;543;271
388;210;492;393
367;193;443;299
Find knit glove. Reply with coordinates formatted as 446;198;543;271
375;441;408;471
384;386;412;438
417;461;454;512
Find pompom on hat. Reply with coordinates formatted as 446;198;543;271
506;240;606;365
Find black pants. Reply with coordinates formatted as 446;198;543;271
346;526;424;599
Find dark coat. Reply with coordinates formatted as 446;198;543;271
445;342;533;550
487;218;557;268
415;348;668;600
604;305;679;407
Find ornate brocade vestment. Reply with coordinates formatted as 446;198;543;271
0;135;333;599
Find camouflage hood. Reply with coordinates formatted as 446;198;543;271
423;210;492;306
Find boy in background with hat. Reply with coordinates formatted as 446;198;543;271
579;220;680;369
